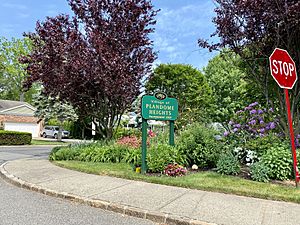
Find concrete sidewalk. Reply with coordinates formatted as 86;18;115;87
1;159;300;225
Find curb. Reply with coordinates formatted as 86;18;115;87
0;162;216;225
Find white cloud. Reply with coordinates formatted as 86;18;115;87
153;1;216;68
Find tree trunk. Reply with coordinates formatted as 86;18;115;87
81;127;85;140
58;121;63;142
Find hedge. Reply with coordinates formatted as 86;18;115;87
0;130;32;145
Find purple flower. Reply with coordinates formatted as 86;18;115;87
233;128;238;133
257;109;263;114
223;131;230;137
228;120;234;125
269;108;274;112
259;128;265;133
249;120;256;125
250;109;257;114
236;110;244;114
249;102;258;107
259;133;265;137
233;123;241;128
245;106;252;110
259;120;264;124
269;122;276;129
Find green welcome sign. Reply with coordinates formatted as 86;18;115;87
140;93;178;174
141;95;178;121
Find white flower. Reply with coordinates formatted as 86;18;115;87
192;164;198;170
234;147;243;153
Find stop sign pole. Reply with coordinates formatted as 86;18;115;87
269;48;299;187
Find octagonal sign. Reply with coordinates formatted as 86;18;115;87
269;48;297;89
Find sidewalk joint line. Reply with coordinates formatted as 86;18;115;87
191;191;207;216
157;190;190;210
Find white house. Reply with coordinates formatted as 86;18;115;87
0;99;42;137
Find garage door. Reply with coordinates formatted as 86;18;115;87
4;122;40;137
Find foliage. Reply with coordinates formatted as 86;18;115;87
33;93;78;141
49;147;79;161
177;123;222;168
50;141;135;164
199;0;300;135
21;0;158;139
145;64;212;128
164;163;187;177
232;147;258;166
114;128;141;140
0;130;32;145
244;134;289;158
0;37;38;103
47;119;73;133
123;148;141;167
204;50;262;124
224;102;279;139
261;146;293;181
216;152;240;175
148;129;169;146
116;136;141;149
223;102;285;166
250;161;270;183
147;144;186;173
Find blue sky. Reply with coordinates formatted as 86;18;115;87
0;0;218;70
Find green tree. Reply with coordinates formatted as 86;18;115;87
145;64;212;128
33;93;78;141
0;37;38;102
198;0;300;135
204;50;263;127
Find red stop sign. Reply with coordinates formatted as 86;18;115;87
269;48;297;89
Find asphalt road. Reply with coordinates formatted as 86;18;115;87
0;146;155;225
0;145;51;163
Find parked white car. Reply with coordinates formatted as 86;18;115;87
41;126;70;139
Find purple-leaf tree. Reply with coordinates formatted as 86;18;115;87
199;0;300;136
21;0;158;139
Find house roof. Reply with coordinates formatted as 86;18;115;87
0;99;36;116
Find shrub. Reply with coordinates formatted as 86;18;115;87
260;146;293;180
224;102;279;139
124;148;141;166
245;134;288;158
116;136;141;149
216;152;240;175
0;130;32;145
250;161;270;182
177;123;222;168
164;163;187;177
114;128;141;139
49;146;64;160
49;146;81;161
147;144;186;173
77;144;130;163
232;146;258;166
50;140;137;164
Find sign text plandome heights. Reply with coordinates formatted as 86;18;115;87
141;95;178;121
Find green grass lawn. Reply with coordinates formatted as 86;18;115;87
31;140;69;145
53;160;300;204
